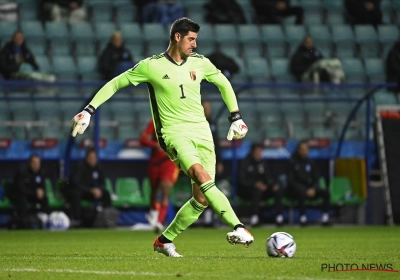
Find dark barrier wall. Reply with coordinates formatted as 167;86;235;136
0;159;330;191
382;119;400;224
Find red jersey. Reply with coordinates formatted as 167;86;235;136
139;119;170;164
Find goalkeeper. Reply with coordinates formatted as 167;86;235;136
71;17;253;257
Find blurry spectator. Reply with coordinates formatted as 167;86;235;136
204;0;246;24
252;0;303;25
290;35;344;84
207;50;239;81
142;0;185;26
0;30;55;81
238;143;284;226
67;148;111;226
43;0;86;23
287;140;330;226
385;36;400;93
0;1;18;21
11;155;50;225
98;31;135;80
345;0;382;27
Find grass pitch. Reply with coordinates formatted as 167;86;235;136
0;226;399;280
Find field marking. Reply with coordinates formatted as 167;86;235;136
0;268;367;280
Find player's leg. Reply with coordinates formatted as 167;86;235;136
189;139;253;246
146;164;161;227
315;187;331;225
157;164;179;226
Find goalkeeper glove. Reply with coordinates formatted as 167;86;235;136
227;111;248;141
71;105;95;137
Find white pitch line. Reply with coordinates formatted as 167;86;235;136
0;268;368;280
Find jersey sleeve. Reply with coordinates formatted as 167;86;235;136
139;120;158;148
202;58;239;113
124;60;150;86
89;60;149;109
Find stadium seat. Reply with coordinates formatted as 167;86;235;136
364;58;385;82
90;1;113;22
355;26;380;58
331;25;354;43
312;126;336;139
373;90;397;105
180;0;207;8
329;177;364;205
270;58;293;82
308;25;331;45
70;23;95;42
284;25;306;43
195;44;215;56
118;126;139;139
378;25;399;44
114;177;147;207
172;176;192;207
100;127;116;140
300;0;322;9
143;24;167;43
292;126;311;140
50;41;71;56
261;25;285;44
242;43;263;58
264;125;287;138
238;25;261;44
75;41;97;56
20;21;46;43
115;4;137;23
119;23;143;43
125;42;144;59
52;55;77;80
197;24;214;45
247;58;270;82
29;42;47;56
77;56;99;79
341;58;366;83
19;3;37;20
147;44;167;56
95;22;116;42
45;22;69;41
332;25;356;58
42;126;64;139
186;9;205;24
304;12;323;26
214;24;238;44
327;12;345;25
0;21;17;41
231;57;248;83
322;0;344;11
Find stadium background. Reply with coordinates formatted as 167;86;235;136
0;0;399;227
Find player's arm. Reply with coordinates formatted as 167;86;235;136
71;61;149;137
203;58;248;141
139;120;158;148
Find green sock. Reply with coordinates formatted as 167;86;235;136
199;181;241;228
162;197;206;241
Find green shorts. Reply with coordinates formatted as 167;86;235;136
164;136;216;182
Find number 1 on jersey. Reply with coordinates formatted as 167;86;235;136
179;84;186;99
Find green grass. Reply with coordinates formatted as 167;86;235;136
0;227;399;279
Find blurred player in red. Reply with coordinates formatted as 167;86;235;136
140;119;180;232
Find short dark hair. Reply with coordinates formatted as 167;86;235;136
85;148;97;158
170;17;200;41
251;143;263;153
28;154;40;163
293;140;308;156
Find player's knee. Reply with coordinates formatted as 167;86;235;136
187;164;211;185
193;194;208;207
159;180;173;192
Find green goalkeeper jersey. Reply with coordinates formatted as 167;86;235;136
89;52;239;146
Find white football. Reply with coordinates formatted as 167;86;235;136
266;232;296;258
